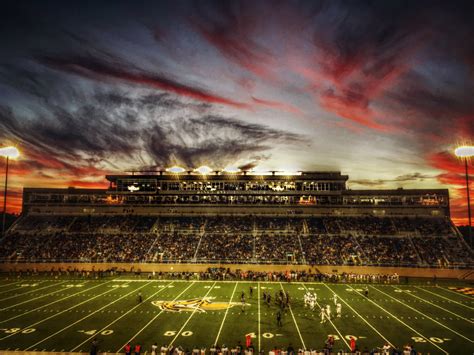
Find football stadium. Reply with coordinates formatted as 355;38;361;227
1;1;474;355
0;170;473;354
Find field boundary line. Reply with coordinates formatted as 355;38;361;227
214;282;238;346
0;281;65;300
414;286;474;310
347;285;449;354
112;279;325;284
299;283;349;350
24;282;152;350
279;282;306;349
436;285;474;300
116;281;196;353
0;281;116;342
324;284;394;347
0;281;84;311
168;282;217;347
370;285;473;343
392;286;473;323
71;281;174;352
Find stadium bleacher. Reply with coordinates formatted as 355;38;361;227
1;215;472;267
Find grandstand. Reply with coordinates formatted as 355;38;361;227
0;170;472;270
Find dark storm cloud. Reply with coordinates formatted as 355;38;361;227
383;71;474;143
0;79;306;171
146;115;307;167
299;0;474;132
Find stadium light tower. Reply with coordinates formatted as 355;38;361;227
0;146;20;238
454;145;474;247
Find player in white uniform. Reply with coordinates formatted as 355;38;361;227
304;292;310;307
319;307;326;323
313;292;317;302
333;294;337;305
326;304;331;320
309;297;315;311
336;303;341;317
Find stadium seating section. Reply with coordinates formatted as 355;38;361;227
0;215;472;267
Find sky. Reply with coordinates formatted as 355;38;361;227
0;0;472;224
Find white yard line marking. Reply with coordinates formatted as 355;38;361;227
0;281;79;311
0;284;37;296
0;281;116;341
436;285;474;300
116;281;196;353
24;282;152;350
0;281;64;300
347;285;449;355
279;282;306;349
168;282;217;347
214;282;238;346
324;284;394;347
393;286;473;323
0;282;106;324
258;282;261;352
299;283;349;350
415;286;474;310
0;281;22;288
70;281;174;352
370;285;473;343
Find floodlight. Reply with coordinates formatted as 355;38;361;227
223;166;241;173
0;146;20;159
195;166;213;175
166;166;185;173
454;146;474;158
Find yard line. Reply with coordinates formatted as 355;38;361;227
370;285;473;343
116;281;196;353
0;281;22;288
0;281;117;342
0;281;82;311
415;286;474;310
214;282;238;346
0;281;110;324
71;281;175;352
298;283;349;350
0;284;37;296
257;282;261;352
392;286;473;323
168;282;217;347
24;282;152;350
436;285;474;300
347;285;449;355
323;284;394;347
0;281;63;299
279;282;306;349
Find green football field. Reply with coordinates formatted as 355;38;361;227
0;276;472;354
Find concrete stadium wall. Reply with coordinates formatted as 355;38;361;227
25;205;447;217
0;262;472;280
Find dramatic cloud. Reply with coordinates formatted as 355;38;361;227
0;0;472;223
38;54;249;109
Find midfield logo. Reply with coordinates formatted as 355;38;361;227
151;297;245;312
448;287;474;296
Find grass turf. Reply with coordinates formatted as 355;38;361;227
0;276;472;354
